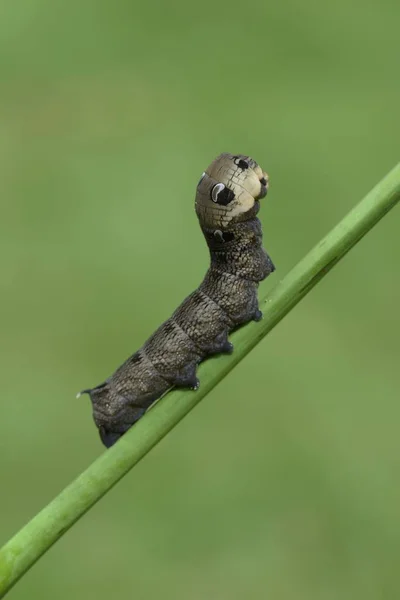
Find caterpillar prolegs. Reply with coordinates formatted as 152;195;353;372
79;153;275;447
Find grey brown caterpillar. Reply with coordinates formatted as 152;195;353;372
79;153;275;447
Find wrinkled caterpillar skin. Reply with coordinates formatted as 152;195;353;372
81;153;275;447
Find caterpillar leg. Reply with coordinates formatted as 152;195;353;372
253;309;263;322
99;428;121;448
220;340;234;353
166;363;200;390
177;375;200;390
99;407;146;448
204;333;234;355
83;355;171;447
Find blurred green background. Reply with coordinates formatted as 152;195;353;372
1;0;399;598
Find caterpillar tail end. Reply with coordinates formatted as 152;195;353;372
76;388;92;399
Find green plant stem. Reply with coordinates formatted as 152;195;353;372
1;163;399;597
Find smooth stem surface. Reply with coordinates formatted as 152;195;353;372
1;163;399;597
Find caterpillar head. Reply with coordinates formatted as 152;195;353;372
195;153;269;229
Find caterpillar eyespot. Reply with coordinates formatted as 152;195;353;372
211;182;225;203
79;152;275;448
211;183;235;206
214;229;235;243
234;157;249;170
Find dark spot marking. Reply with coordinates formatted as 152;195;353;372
213;230;235;243
130;354;142;365
222;231;235;242
211;184;235;206
233;156;249;170
258;183;268;199
163;321;175;335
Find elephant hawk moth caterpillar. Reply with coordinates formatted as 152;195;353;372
79;153;275;447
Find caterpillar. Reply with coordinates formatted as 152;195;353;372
79;153;275;447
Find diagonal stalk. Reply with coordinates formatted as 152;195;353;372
1;163;399;597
